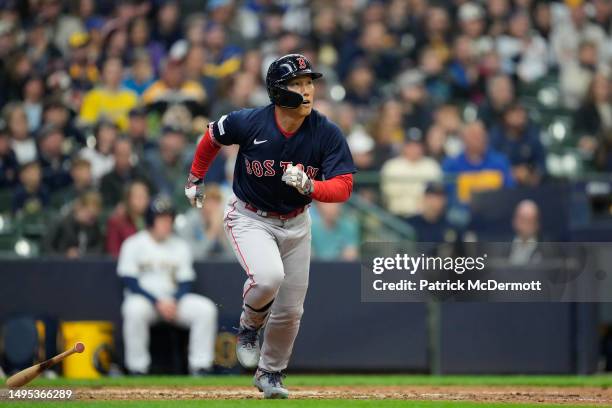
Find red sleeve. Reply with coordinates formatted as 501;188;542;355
311;174;353;203
190;128;222;178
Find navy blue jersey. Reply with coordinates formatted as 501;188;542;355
209;104;356;213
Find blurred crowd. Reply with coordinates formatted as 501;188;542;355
0;0;611;260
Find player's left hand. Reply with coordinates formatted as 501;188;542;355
282;165;314;196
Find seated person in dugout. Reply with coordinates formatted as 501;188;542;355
117;196;217;375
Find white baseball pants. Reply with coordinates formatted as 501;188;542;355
122;293;217;373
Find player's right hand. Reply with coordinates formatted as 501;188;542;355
185;173;205;208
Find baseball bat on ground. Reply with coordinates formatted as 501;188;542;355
6;342;85;388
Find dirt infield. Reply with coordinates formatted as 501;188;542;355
75;385;612;405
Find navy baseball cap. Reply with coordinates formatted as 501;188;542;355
129;106;147;117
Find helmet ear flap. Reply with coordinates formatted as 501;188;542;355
273;84;304;109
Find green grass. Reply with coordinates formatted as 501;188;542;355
2;375;608;407
0;401;607;408
28;374;612;388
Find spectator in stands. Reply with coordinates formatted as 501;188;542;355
239;50;271;106
424;124;448;163
573;73;612;159
0;20;18;108
418;47;451;106
0;126;18;188
486;0;510;37
4;102;37;165
125;107;155;163
24;19;63;76
106;180;150;257
184;44;207;86
413;6;452;65
379;99;406;146
561;40;599;109
551;1;607;73
367;102;403;171
508;199;541;266
202;22;242;81
66;31;99;92
478;74;515;130
3;52;33;106
79;57;138;131
42;98;85;148
38;0;85;55
99;27;129;65
43;190;103;258
127;16;165;75
37;124;72;192
122;50;155;97
210;72;259;119
175;183;230;260
184;14;206;49
151;0;182;50
142;54;206;114
381;129;442;217
457;2;493;57
496;10;549;83
100;138;152;208
442;121;514;207
22;76;45;132
533;1;553;41
12;161;49;215
144;126;189;200
405;182;456;243
490;103;546;187
344;63;379;108
447;35;480;101
78;120;118;185
311;202;359;261
594;130;612;172
54;157;93;206
433;104;464;158
593;0;612;35
346;127;375;172
397;71;434;134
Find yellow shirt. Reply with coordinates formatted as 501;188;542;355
456;170;504;203
142;80;206;105
79;87;138;130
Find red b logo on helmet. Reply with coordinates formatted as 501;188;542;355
297;57;307;69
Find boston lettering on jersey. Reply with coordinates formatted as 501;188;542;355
209;104;355;214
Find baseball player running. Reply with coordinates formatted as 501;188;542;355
185;54;356;398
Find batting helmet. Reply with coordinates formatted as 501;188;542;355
145;195;176;227
266;54;323;109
